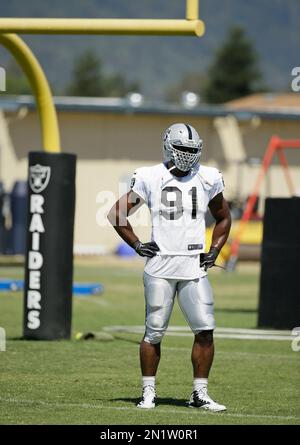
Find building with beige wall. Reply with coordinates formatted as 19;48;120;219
0;93;300;253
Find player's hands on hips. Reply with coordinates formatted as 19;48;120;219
200;246;219;271
133;240;160;258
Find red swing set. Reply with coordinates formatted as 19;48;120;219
227;135;300;270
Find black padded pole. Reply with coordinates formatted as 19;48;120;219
258;198;300;329
23;152;76;340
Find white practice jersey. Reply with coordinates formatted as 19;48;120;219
130;162;224;279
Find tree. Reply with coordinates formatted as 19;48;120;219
165;72;207;103
203;26;263;104
5;60;32;95
102;74;139;97
66;49;139;97
66;49;105;96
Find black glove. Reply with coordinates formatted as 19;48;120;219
200;246;219;271
133;240;160;258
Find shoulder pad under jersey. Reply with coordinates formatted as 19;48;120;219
198;165;221;190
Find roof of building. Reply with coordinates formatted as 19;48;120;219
1;93;300;120
225;93;300;112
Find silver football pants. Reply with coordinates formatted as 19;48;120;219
143;272;215;344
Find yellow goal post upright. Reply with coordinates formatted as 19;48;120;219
0;34;60;153
0;0;205;340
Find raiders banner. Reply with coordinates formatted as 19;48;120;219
23;152;76;340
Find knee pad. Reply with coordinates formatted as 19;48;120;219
144;330;163;344
144;318;166;344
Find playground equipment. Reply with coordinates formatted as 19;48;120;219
227;136;300;270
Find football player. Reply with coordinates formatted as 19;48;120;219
108;123;231;411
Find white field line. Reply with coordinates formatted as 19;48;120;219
0;397;299;422
214;327;291;335
104;326;292;335
103;326;294;341
105;341;298;360
164;347;299;360
164;332;291;340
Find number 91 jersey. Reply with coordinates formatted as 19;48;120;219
130;162;224;256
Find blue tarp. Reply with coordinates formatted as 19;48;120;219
0;279;104;296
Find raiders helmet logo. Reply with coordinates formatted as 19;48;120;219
130;177;136;189
29;164;51;193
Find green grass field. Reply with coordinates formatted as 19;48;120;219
0;258;299;425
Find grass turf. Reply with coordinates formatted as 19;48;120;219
0;259;299;425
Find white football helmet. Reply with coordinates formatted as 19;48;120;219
163;123;203;172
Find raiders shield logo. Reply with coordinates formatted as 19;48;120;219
29;164;51;193
130;177;136;189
